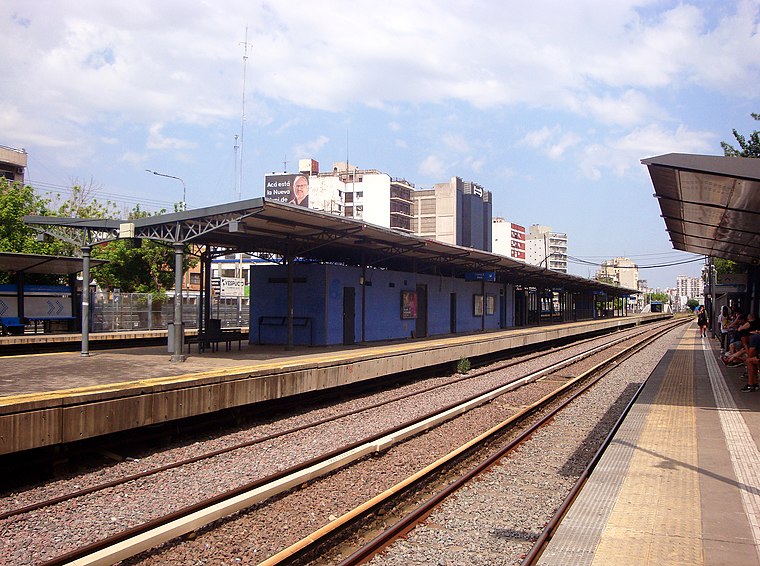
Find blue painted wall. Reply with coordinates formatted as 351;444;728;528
250;263;513;346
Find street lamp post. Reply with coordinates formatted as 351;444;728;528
145;169;186;210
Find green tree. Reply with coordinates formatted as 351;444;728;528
713;257;746;282
0;179;70;283
721;113;760;157
650;292;669;303
0;178;55;254
1;178;195;293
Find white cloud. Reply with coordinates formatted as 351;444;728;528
467;156;486;174
578;123;714;180
520;127;555;149
5;0;757;136
293;135;330;158
147;124;197;150
119;151;147;164
547;133;582;159
442;134;470;153
419;154;445;177
520;126;581;159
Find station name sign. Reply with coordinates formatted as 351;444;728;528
464;272;496;282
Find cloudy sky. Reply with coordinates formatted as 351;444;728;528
3;1;760;288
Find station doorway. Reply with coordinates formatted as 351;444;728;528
343;287;355;345
415;284;428;338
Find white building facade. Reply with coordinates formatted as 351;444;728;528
675;275;703;309
524;225;568;272
264;159;414;233
596;257;639;290
492;217;526;261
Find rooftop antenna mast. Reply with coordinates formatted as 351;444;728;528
347;129;355;218
233;134;239;200
238;27;253;201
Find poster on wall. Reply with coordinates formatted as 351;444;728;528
474;294;496;316
401;290;417;319
264;174;310;207
473;294;484;317
486;294;496;315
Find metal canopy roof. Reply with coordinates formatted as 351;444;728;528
642;153;760;265
25;198;632;295
0;252;106;275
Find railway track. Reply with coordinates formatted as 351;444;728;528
0;318;687;565
267;318;683;565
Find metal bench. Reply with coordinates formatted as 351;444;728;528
257;316;312;345
0;317;26;336
186;319;243;353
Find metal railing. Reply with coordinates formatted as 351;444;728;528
91;292;249;332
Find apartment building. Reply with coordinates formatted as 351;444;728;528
264;159;414;233
596;257;639;289
0;145;27;184
411;176;493;252
524;225;568;273
676;274;703;301
491;217;526;261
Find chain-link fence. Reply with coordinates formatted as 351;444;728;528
91;292;249;332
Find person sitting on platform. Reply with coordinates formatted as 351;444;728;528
727;307;744;346
740;331;760;392
718;305;731;353
722;313;759;367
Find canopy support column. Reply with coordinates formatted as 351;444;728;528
171;242;186;362
81;245;91;357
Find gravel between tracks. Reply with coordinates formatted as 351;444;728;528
0;323;683;565
368;323;685;565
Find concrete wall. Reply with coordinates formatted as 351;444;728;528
250;264;511;346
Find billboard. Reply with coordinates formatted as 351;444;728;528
264;174;310;207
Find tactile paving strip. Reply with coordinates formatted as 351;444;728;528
540;331;700;565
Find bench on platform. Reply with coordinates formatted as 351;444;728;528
0;317;26;336
185;318;243;353
258;316;312;346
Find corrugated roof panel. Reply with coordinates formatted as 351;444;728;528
644;153;760;265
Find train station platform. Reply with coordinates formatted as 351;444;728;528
0;315;667;456
539;325;760;565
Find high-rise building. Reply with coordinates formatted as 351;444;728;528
676;275;703;301
524;225;568;272
411;176;493;251
0;145;27;184
492;218;526;261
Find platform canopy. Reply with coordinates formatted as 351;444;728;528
25;198;633;295
0;252;106;275
642;153;760;266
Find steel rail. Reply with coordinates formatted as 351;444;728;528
36;320;685;565
519;350;654;565
259;320;684;565
3;322;667;521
